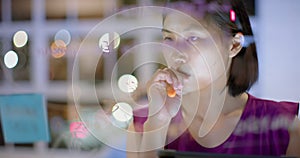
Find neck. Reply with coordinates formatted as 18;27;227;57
181;73;248;137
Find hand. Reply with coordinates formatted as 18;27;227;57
147;68;183;123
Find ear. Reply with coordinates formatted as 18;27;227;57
229;33;244;58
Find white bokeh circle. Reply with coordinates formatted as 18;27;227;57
13;30;28;48
112;102;133;122
118;74;138;93
4;50;18;69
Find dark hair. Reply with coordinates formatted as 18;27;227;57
165;0;258;96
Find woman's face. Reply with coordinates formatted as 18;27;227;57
162;12;232;94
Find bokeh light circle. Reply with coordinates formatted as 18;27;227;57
51;40;67;58
4;50;18;69
112;102;133;122
118;74;138;93
13;30;28;48
55;29;71;46
98;32;121;53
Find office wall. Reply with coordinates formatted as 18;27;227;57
251;0;300;102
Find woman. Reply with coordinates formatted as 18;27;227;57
126;0;300;157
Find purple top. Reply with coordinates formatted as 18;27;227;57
133;94;299;156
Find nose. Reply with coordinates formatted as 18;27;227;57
171;52;187;68
168;38;189;69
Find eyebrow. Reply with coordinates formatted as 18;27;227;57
161;28;172;33
184;24;205;32
162;24;205;33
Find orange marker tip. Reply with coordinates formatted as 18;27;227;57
167;84;176;98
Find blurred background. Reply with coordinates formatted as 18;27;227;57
0;0;299;158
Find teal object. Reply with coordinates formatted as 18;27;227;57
0;93;50;143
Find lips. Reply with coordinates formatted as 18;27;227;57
169;60;191;80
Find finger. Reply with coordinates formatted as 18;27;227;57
147;82;167;116
153;70;174;85
168;68;184;88
157;69;178;97
164;69;183;94
150;69;183;98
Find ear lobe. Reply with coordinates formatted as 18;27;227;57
229;33;244;58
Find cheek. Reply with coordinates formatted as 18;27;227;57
189;49;216;77
196;48;228;80
187;50;227;88
187;56;213;89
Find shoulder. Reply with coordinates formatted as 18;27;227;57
243;94;299;135
247;94;299;117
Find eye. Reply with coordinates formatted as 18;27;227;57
163;36;173;41
187;36;200;42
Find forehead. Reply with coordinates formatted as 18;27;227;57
162;11;229;41
162;11;223;35
163;12;206;31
